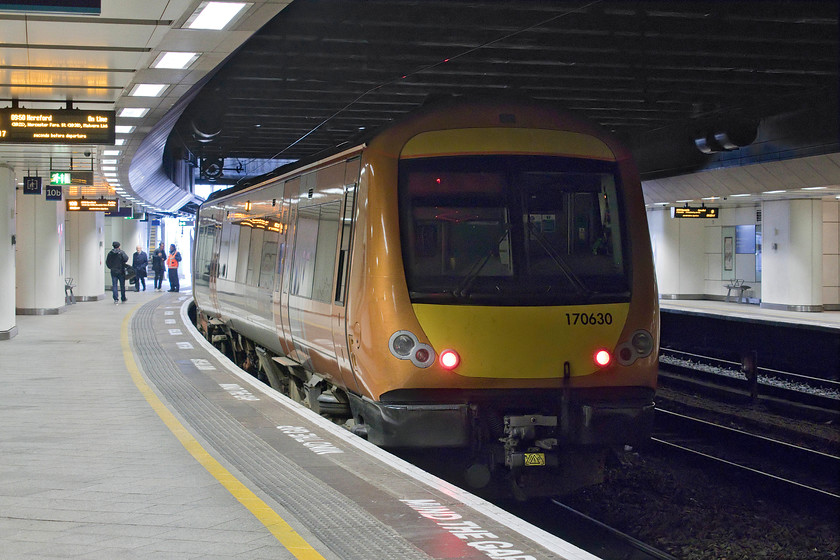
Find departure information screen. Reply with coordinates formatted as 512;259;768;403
0;108;115;144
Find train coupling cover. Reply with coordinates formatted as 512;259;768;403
501;414;560;469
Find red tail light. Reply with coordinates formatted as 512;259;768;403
594;349;612;367
439;349;460;370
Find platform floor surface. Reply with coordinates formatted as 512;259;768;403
659;299;840;330
0;290;592;560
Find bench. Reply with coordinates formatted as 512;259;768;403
724;278;751;303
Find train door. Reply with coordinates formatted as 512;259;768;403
331;157;362;393
277;177;298;357
208;209;223;312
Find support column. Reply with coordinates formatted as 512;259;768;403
66;210;106;301
15;182;66;314
0;165;17;339
648;207;705;299
762;199;823;311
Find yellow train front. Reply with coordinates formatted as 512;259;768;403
193;98;658;498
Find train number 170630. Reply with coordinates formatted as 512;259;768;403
566;312;613;325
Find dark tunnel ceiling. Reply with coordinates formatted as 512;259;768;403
173;0;838;181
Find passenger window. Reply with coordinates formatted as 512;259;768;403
334;185;356;305
290;201;341;302
312;202;340;302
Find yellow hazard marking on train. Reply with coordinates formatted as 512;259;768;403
121;309;326;560
524;453;546;467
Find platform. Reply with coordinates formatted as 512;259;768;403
0;290;597;560
659;299;840;332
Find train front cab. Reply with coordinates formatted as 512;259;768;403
347;104;658;495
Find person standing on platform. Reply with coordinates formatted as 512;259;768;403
151;242;166;291
132;245;148;291
105;241;129;304
166;243;182;292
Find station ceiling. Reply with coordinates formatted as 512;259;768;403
0;1;837;212
175;0;839;197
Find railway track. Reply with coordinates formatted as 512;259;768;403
658;348;840;421
504;499;680;560
652;407;840;508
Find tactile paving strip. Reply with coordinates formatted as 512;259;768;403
130;299;431;560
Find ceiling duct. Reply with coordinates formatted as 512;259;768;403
191;115;222;143
694;120;758;154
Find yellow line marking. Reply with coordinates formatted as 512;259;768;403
120;309;326;560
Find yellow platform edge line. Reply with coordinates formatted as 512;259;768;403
120;309;326;560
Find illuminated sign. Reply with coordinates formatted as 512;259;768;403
0;108;115;144
66;198;118;212
672;206;719;219
50;171;93;186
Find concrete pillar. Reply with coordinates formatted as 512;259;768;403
0;165;17;339
762;199;823;311
648;207;705;299
15;180;66;314
66;210;106;301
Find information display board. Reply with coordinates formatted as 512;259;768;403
671;206;719;219
0;108;115;144
66;198;118;212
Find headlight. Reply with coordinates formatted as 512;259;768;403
615;329;654;366
391;334;414;357
631;330;654;357
388;330;436;368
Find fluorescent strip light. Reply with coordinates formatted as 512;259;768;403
731;194;751;197
115;139;126;146
102;159;117;165
676;199;694;203
802;186;827;191
101;166;117;172
119;108;149;118
153;51;200;69
763;190;786;194
103;150;120;156
130;83;167;97
187;2;247;30
115;126;135;134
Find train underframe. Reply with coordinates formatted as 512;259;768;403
195;311;654;499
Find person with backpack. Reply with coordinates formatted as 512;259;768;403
105;241;129;304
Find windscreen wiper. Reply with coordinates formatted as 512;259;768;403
525;221;591;296
452;226;511;298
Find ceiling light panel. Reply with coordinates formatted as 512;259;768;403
130;84;167;97
153;52;200;69
186;2;249;30
119;108;149;118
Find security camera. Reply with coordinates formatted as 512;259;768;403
84;150;91;157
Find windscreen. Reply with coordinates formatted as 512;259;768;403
399;155;629;305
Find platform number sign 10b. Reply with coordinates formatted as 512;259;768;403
45;185;62;201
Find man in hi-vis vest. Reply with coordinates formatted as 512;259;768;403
166;244;182;292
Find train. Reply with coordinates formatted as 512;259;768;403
191;97;659;498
